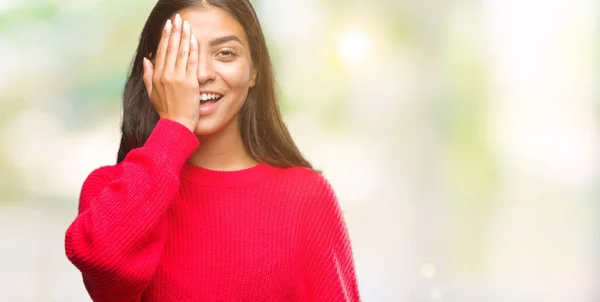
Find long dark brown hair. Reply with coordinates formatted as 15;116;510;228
117;0;312;169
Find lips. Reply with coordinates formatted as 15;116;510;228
198;93;223;116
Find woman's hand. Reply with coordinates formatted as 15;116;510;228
142;13;199;132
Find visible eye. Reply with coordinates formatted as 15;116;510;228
217;48;237;58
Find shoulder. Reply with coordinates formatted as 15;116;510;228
83;164;123;186
78;164;123;210
278;168;348;240
273;166;340;215
276;166;335;198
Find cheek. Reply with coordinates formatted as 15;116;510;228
216;61;252;90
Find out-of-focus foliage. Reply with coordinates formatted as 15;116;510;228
0;0;598;301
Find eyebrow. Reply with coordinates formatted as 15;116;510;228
209;35;243;47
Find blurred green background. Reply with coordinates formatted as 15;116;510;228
1;0;598;301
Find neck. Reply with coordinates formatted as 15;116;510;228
186;117;258;171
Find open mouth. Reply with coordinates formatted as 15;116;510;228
200;93;223;104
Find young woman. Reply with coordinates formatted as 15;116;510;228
64;0;360;301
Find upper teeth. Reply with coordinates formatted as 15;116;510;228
201;93;221;101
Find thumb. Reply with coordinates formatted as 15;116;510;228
142;57;154;96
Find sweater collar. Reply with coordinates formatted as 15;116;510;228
180;161;282;187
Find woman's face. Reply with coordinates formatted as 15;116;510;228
176;6;256;136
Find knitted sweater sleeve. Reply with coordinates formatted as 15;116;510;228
300;174;361;301
64;118;199;302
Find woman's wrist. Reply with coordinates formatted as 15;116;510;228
161;116;196;133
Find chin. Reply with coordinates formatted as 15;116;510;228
192;122;220;136
192;115;237;137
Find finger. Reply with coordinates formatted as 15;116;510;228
175;20;191;74
164;13;182;72
153;19;172;74
187;34;198;77
142;57;154;96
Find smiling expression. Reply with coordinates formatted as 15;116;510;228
175;6;257;136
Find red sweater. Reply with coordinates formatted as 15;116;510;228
64;118;360;302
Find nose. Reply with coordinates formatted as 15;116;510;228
196;52;216;84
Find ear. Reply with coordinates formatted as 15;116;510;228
249;68;257;88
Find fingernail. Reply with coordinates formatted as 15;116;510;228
191;35;197;45
165;19;172;31
175;14;181;26
183;20;190;33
